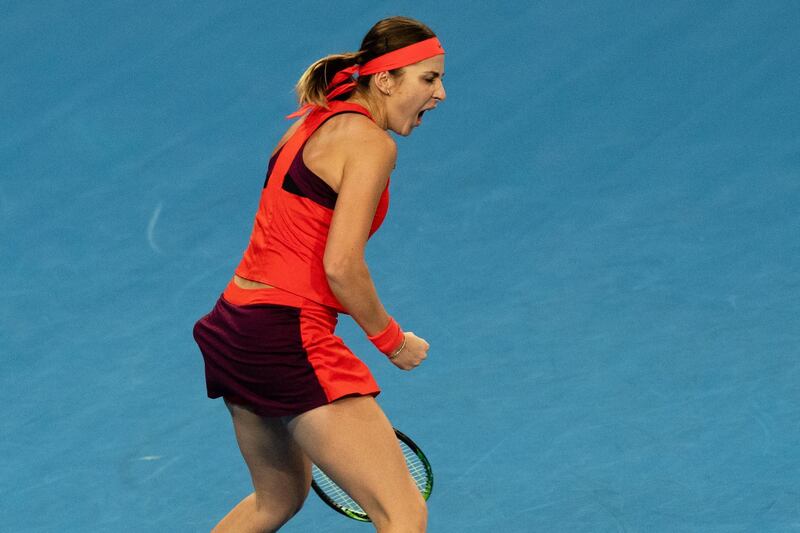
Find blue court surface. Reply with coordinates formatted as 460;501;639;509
2;1;799;531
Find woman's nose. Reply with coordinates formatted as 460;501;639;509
434;81;446;102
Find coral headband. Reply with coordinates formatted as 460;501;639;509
359;37;445;75
289;37;445;118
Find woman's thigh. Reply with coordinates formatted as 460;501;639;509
286;396;423;521
226;400;311;506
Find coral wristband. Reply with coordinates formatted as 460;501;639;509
368;317;404;355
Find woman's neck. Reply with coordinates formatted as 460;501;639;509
346;91;388;130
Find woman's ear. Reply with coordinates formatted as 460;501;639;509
372;71;395;96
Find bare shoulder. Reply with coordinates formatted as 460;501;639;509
270;117;305;156
325;113;397;166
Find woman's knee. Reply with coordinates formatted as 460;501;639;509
250;491;307;529
408;493;428;528
401;496;427;531
373;491;427;532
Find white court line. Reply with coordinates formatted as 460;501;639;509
147;202;163;254
140;455;181;482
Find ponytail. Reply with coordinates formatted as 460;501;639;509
295;51;362;109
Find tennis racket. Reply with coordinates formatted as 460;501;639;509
310;428;433;522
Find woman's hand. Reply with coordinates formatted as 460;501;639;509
390;332;429;370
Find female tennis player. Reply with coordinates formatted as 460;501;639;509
193;16;445;532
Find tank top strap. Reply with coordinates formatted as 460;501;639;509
266;101;373;194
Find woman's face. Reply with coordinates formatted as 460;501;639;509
384;55;446;136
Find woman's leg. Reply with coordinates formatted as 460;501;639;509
212;400;311;533
287;396;427;533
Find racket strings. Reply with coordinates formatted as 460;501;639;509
400;442;430;492
312;469;364;513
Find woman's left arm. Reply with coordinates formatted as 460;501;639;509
323;128;396;336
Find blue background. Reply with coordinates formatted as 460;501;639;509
2;1;798;531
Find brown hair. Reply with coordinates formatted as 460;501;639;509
295;16;437;108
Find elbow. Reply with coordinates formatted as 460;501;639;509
324;255;364;285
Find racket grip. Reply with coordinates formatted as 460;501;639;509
368;317;405;356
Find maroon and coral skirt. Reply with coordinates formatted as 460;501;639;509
192;280;380;417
